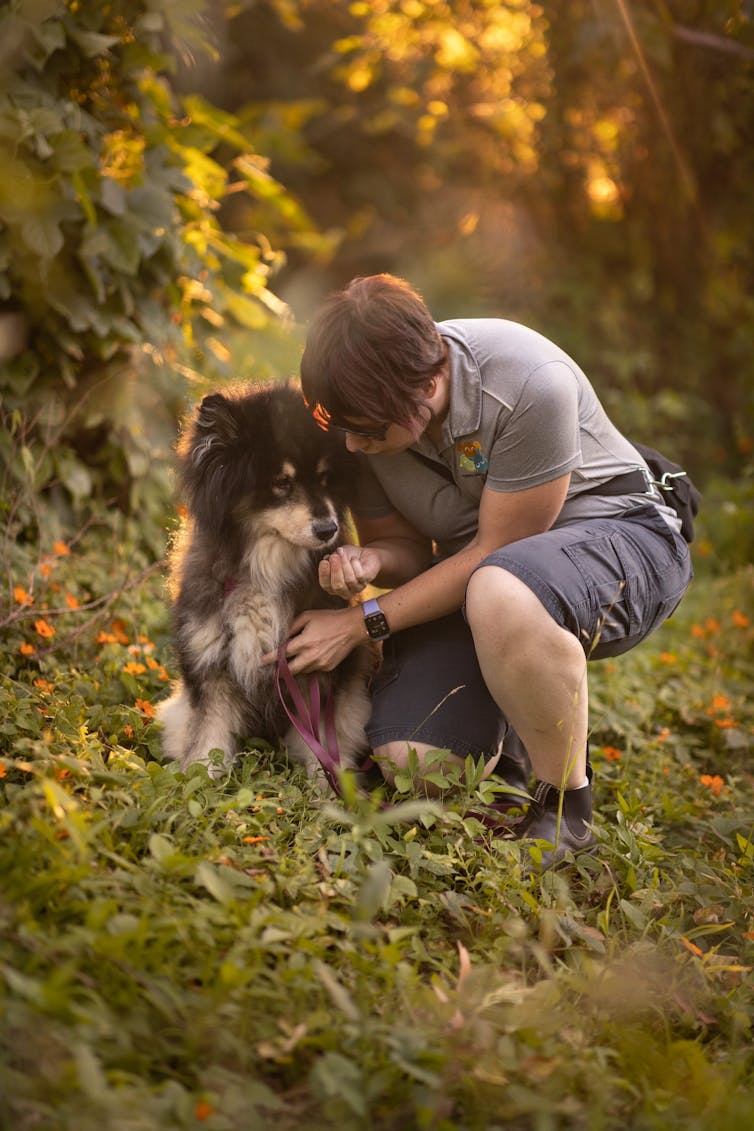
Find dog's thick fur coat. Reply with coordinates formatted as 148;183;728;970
157;383;371;779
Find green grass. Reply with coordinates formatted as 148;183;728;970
2;516;753;1130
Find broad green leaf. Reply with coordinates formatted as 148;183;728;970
21;214;64;257
195;859;237;903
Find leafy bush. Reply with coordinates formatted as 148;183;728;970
0;0;319;567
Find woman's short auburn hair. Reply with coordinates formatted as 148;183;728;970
300;274;446;429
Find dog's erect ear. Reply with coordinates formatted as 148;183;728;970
188;393;240;468
195;393;240;441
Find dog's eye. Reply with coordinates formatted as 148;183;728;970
272;474;294;496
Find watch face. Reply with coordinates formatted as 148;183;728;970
365;611;390;640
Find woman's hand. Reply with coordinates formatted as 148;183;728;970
263;606;364;675
318;544;381;599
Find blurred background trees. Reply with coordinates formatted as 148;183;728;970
1;0;753;571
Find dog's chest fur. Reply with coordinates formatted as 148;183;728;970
178;534;317;699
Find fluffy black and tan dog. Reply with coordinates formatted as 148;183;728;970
157;382;371;779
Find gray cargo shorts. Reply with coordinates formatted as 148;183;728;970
366;504;692;760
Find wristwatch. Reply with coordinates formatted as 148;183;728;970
361;597;390;641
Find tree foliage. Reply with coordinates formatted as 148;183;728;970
213;0;754;475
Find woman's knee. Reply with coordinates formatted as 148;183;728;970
466;564;583;662
372;739;464;785
372;740;412;785
466;565;533;638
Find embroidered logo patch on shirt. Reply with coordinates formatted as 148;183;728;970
456;440;489;477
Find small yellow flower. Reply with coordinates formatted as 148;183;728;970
123;661;146;676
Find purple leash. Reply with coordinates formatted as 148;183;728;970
275;644;342;794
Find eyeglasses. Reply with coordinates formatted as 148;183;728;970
328;419;389;441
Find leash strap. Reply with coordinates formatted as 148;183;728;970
275;645;341;794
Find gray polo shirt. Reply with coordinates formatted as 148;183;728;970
352;318;681;557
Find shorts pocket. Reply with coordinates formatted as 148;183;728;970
563;531;642;643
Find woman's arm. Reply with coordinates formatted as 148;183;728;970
275;473;570;674
377;472;570;632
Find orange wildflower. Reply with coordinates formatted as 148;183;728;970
656;727;671;744
65;592;79;609
704;617;720;634
34;618;55;639
111;618;129;644
732;610;750;628
602;746;622;762
276;806;284;815
20;642;35;656
146;656;161;670
714;718;737;729
33;679;54;693
700;773;725;796
123;661;146;676
680;936;704;957
0;764;7;778
96;631;118;645
39;562;53;577
658;652;676;664
195;1101;213;1121
691;623;705;639
135;698;155;718
13;585;33;606
242;835;268;844
123;724;134;738
707;694;731;714
743;931;754;941
53;540;70;556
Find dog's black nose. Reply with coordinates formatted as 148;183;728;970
312;518;338;543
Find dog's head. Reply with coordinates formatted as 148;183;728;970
178;382;356;554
